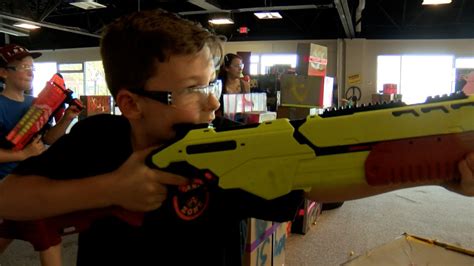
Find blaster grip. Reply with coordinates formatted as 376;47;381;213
365;131;474;185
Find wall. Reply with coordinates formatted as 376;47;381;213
344;38;474;104
31;39;474;105
35;47;101;63
223;40;338;77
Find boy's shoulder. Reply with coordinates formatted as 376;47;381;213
70;114;129;136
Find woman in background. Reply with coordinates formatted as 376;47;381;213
218;53;250;94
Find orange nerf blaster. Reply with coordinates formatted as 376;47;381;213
5;73;83;150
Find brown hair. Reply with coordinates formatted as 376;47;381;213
100;9;224;98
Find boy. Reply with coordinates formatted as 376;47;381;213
0;44;81;179
0;9;473;266
0;44;81;266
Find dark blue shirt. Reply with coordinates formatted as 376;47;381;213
0;94;35;178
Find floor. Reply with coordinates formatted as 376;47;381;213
0;186;473;265
285;186;474;265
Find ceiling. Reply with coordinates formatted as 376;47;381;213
0;0;473;50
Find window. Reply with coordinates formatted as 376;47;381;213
260;54;296;74
250;55;260;75
455;58;474;68
401;55;453;104
377;55;454;104
59;63;83;72
59;63;84;97
377;56;401;93
85;61;109;96
32;62;57;96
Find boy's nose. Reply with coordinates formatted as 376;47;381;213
206;93;220;111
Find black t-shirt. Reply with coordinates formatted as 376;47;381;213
14;114;304;266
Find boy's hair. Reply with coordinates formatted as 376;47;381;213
100;9;224;98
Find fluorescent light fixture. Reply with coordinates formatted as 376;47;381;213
70;0;106;10
422;0;451;5
13;23;40;30
209;18;234;25
254;12;282;19
0;27;29;37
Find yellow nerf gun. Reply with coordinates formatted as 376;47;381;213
148;93;474;220
1;93;473;252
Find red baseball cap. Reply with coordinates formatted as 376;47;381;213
0;44;42;67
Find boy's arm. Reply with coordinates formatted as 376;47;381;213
0;146;188;220
42;105;82;145
0;173;117;220
0;135;46;163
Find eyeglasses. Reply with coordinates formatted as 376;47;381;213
131;81;222;106
5;64;36;72
230;63;244;69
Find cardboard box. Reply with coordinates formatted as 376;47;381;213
291;199;322;235
272;222;290;266
276;106;318;120
244;219;292;266
296;43;328;77
79;95;112;120
371;93;402;104
342;233;474;265
243;111;277;124
244;218;275;266
280;74;327;107
223;93;267;116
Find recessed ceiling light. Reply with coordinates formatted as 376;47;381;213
209;18;234;25
70;0;106;10
13;23;40;30
254;12;282;19
422;0;452;5
0;27;29;37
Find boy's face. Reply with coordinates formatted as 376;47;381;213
132;46;220;145
3;56;35;91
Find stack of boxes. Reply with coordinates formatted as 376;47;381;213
291;199;322;235
243;219;291;266
79;95;113;120
278;43;332;118
371;83;403;104
279;43;331;108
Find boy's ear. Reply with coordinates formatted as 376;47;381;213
115;89;143;119
0;68;8;79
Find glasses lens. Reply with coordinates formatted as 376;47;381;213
211;82;222;99
14;65;35;72
25;65;35;71
170;83;221;107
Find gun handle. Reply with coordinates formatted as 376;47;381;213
365;131;474;185
53;104;66;123
71;98;84;110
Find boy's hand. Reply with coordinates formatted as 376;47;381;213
108;146;189;212
445;152;474;196
22;135;47;159
63;105;82;121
